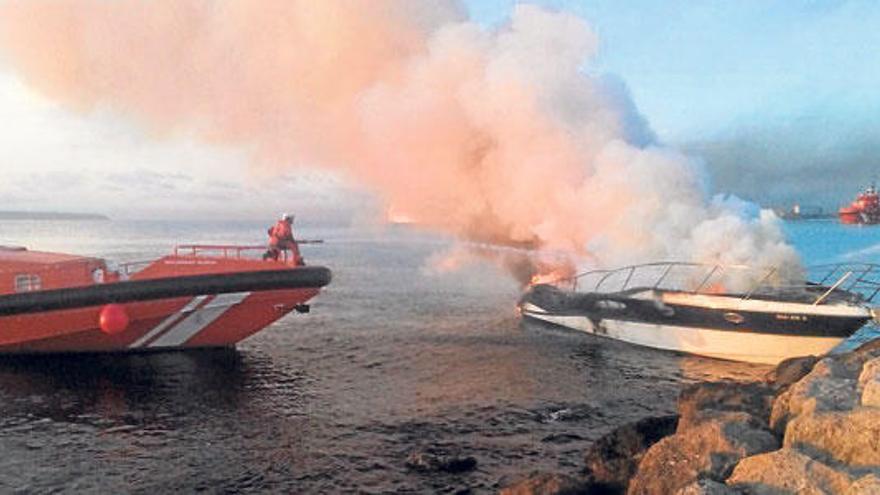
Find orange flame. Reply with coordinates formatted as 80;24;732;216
529;266;575;286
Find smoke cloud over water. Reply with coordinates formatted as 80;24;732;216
0;1;799;283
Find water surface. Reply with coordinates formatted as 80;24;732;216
0;219;874;492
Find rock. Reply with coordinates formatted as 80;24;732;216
769;388;794;436
678;382;775;430
860;357;880;408
812;357;861;380
680;410;768;435
864;378;880;408
847;474;880;495
726;448;853;494
845;339;880;368
784;409;880;468
405;450;477;474
626;415;779;495
675;479;740;495
772;377;858;431
855;339;880;355
766;355;820;390
769;358;859;435
582;415;678;492
859;357;880;389
610;348;880;495
498;472;602;495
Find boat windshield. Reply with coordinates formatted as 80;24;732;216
555;261;880;305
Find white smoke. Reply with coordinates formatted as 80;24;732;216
0;1;801;283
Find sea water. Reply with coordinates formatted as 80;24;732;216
0;219;875;492
783;220;880;347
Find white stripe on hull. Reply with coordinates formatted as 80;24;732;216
521;303;843;364
129;295;208;348
660;292;870;318
147;292;250;348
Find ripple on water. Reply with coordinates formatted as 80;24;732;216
0;222;785;492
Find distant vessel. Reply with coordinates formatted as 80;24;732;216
775;204;831;221
519;261;879;364
838;184;880;224
0;244;330;353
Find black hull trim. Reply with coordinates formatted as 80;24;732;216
0;267;332;317
521;284;869;339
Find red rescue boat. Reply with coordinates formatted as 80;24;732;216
839;183;880;225
0;244;331;354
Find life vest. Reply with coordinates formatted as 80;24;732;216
269;220;294;247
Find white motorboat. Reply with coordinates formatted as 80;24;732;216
519;262;880;364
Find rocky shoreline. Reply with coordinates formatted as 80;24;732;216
501;340;880;495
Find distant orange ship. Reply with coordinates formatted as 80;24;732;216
839;184;880;225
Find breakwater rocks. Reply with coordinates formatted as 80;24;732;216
501;340;880;495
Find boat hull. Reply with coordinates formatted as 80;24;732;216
0;267;330;354
521;302;846;364
839;210;880;225
519;285;871;364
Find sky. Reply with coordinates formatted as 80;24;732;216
1;0;878;219
469;0;880;137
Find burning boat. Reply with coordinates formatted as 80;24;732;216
838;183;880;224
0;244;330;353
519;262;879;364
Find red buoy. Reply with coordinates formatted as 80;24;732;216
99;304;129;335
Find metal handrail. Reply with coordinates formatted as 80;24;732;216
173;241;322;259
547;261;880;304
813;271;853;305
654;264;674;290
173;244;267;259
565;261;754;293
693;265;721;293
743;267;777;300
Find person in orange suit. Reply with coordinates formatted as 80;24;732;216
263;213;303;264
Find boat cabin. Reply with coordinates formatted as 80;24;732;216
0;246;112;295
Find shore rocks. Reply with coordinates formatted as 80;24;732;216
498;472;600;495
645;340;880;494
675;479;738;495
582;415;678;492
499;416;679;495
784;409;880;467
765;355;820;390
501;339;880;495
726;448;853;494
625;380;780;494
848;474;880;494
770;357;861;435
626;414;778;494
860;357;880;408
677;382;775;430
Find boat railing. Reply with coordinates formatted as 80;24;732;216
805;262;880;303
81;241;327;277
171;241;322;264
555;261;880;305
173;244;268;259
115;246;276;277
563;261;763;294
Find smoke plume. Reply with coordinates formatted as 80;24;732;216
0;1;799;282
